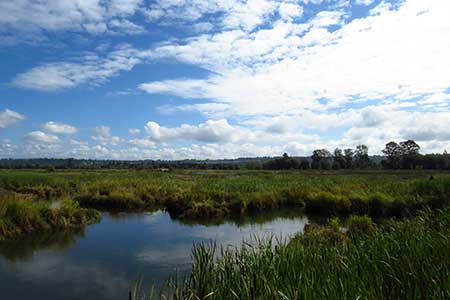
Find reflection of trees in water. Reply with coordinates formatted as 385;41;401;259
172;207;310;227
0;228;85;262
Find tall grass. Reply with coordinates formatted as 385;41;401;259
133;208;450;300
0;191;100;240
1;169;450;220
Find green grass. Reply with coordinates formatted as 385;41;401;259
0;191;100;240
1;169;450;221
134;208;450;300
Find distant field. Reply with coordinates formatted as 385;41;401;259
1;169;449;222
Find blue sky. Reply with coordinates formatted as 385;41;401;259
0;0;449;159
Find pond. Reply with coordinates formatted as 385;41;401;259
0;209;309;300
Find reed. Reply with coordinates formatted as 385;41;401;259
133;208;450;300
1;169;450;221
0;191;100;240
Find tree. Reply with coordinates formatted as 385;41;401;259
399;140;421;169
382;141;402;169
344;148;354;169
333;148;346;170
311;149;332;169
399;140;420;155
263;153;300;170
299;159;310;169
354;144;370;168
245;160;262;170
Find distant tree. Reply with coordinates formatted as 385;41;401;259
299;159;310;169
399;140;421;169
245;160;262;170
311;149;332;169
354;145;370;168
443;150;450;170
263;153;299;170
399;140;420;155
344;148;354;169
333;148;346;170
382;141;402;169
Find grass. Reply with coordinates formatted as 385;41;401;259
133;208;450;300
0;191;100;240
1;169;449;222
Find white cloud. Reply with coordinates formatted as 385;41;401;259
0;109;25;128
143;0;296;32
355;0;375;6
13;45;147;91
128;128;141;135
109;19;145;35
92;126;121;145
0;0;144;43
278;3;303;21
144;119;244;143
24;131;59;143
129;138;155;148
141;0;450;119
42;121;78;134
222;0;278;31
93;126;112;138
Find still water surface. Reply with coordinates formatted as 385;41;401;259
0;209;308;300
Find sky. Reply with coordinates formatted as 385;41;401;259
0;0;449;160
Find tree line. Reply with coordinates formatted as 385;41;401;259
255;140;450;170
0;140;448;170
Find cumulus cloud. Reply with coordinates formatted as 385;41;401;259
144;119;243;143
141;0;450;118
278;3;304;21
92;126;121;145
128;138;155;148
42;121;78;134
0;109;25;128
4;0;450;159
24;131;59;143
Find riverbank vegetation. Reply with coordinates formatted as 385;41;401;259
0;169;449;221
0;191;100;240
133;208;450;300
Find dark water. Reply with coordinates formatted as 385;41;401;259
0;209;309;300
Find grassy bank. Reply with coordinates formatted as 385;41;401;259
0;169;450;221
0;191;100;240
133;208;450;300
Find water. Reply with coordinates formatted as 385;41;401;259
0;209;309;300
